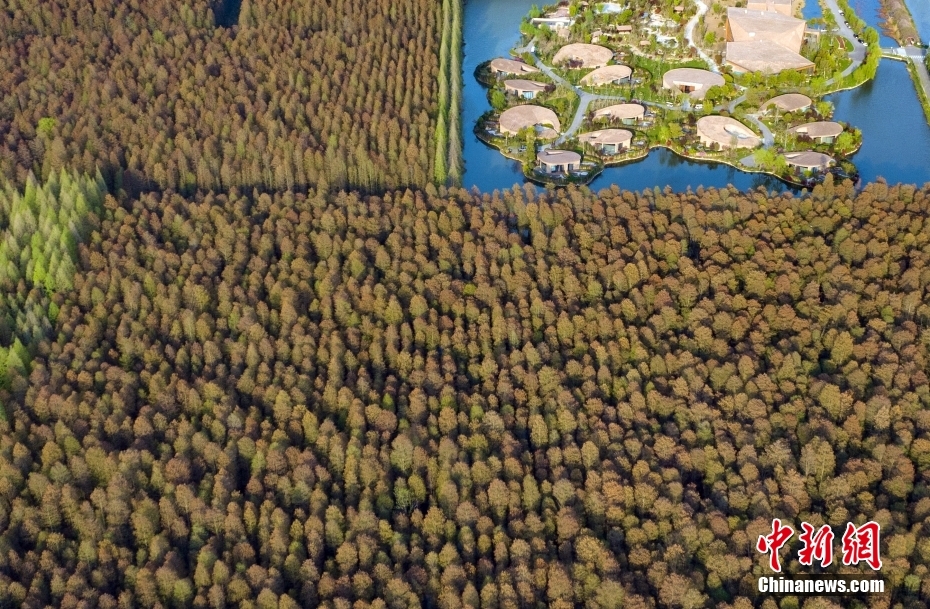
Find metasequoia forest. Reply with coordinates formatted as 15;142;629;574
0;0;456;193
0;178;929;609
1;0;929;608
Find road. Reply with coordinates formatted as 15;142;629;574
683;0;720;72
528;53;629;142
821;0;868;82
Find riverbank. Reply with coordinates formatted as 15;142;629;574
878;0;920;45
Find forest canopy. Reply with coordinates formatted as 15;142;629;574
0;0;450;193
0;178;928;608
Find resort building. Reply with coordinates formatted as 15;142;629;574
553;43;613;69
592;103;646;124
537;149;582;174
662;68;725;99
761;93;812;114
578;129;634;154
580;64;633;86
696;116;762;149
499;105;561;137
784;151;835;172
724;8;812;73
746;0;793;16
489;58;540;77
725;41;814;73
788;121;843;143
531;5;575;30
504;79;549;99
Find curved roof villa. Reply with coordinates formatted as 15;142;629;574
580;64;633;86
578;129;634;152
662;68;725;99
552;43;613;69
593;103;646;122
536;149;582;173
762;93;812;113
504;80;548;97
489;58;540;76
499;105;561;136
788;121;843;141
784;151;835;170
697;116;762;149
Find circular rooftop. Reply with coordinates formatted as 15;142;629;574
553;43;613;68
788;121;844;139
662;68;725;99
580;64;633;86
697;116;761;149
593;103;646;121
784;151;835;168
762;93;812;113
499;105;561;135
578;129;634;146
489;58;540;75
504;79;548;93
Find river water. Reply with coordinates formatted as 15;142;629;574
904;0;930;42
461;0;930;192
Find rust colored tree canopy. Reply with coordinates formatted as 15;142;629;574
0;0;444;193
0;178;928;608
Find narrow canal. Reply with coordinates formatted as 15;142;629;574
460;0;930;192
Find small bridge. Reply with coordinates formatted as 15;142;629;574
882;46;927;60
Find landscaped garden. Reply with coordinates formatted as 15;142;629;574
474;0;878;186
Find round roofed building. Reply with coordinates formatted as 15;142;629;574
578;129;634;154
536;149;582;174
696;116;761;149
788;121;843;143
662;68;725;99
489;58;540;77
593;103;645;124
784;151;835;171
762;93;812;114
504;80;549;99
580;65;633;86
499;105;561;136
553;43;613;69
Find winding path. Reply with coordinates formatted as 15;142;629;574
683;0;720;72
527;53;630;142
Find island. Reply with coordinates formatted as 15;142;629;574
475;0;881;187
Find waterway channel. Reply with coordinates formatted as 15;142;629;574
461;0;930;192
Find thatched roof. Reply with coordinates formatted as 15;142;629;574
593;103;646;121
788;121;843;138
696;116;762;149
578;129;634;146
662;68;725;98
580;65;633;86
489;58;540;75
762;93;812;112
725;41;814;73
552;43;613;68
499;105;561;135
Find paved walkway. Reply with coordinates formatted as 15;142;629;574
822;0;868;82
910;54;930;103
745;114;774;146
683;0;720;72
528;53;630;142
